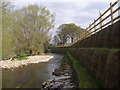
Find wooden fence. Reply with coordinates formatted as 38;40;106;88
79;0;120;41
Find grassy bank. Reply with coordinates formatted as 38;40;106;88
66;52;101;88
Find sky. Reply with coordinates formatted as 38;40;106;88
11;0;118;36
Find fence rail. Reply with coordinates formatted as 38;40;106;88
78;0;120;41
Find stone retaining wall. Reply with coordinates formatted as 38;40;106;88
51;48;120;88
69;48;120;88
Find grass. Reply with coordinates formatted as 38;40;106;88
60;55;66;69
12;56;28;61
11;53;28;61
67;52;101;88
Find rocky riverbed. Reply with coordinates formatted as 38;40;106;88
41;63;76;89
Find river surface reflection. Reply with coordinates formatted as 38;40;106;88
2;53;62;88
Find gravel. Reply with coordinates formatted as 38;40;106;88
0;53;56;69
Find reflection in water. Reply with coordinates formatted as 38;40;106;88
2;54;62;88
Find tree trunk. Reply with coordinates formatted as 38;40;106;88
29;49;33;55
71;38;74;43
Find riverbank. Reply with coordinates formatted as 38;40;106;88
67;52;101;88
0;53;56;69
41;54;76;89
2;53;63;88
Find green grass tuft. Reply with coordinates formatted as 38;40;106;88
67;52;101;88
12;57;28;61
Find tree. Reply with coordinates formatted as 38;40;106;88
57;27;69;45
64;23;80;43
2;3;55;58
53;36;60;45
2;2;14;58
2;2;13;15
54;23;89;45
12;4;55;55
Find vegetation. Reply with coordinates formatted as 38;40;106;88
11;50;28;60
0;3;2;59
67;52;101;88
2;2;14;58
2;2;55;59
52;50;101;88
53;23;89;45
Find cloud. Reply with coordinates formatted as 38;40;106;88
13;1;113;35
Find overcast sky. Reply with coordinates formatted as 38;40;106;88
12;0;117;36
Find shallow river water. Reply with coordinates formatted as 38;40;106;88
2;53;63;88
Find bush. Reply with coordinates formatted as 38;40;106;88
12;49;29;60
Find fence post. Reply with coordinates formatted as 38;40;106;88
80;32;83;40
82;31;85;39
87;25;91;36
83;27;87;39
99;12;103;30
80;28;86;40
85;27;88;37
110;3;114;24
94;19;96;33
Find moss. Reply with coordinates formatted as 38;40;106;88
67;52;101;88
59;54;67;69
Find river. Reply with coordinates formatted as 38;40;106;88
2;53;63;88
